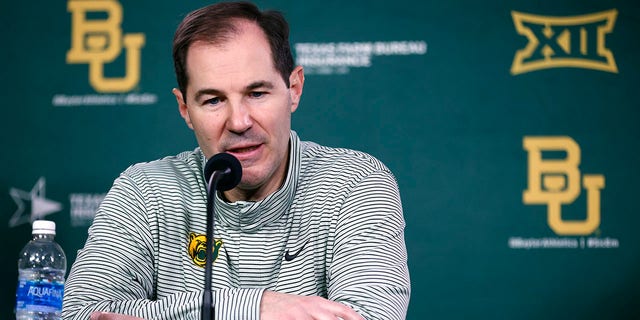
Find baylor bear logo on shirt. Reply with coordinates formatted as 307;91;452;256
187;232;223;268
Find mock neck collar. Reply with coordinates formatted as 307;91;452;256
202;131;300;232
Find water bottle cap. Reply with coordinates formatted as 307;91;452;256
32;220;56;235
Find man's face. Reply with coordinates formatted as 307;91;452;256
174;21;304;202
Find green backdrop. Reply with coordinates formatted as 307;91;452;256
1;1;639;319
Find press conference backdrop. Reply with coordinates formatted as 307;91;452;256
1;0;639;319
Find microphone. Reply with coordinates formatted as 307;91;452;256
201;153;241;320
204;152;242;192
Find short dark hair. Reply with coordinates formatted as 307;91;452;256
172;1;294;100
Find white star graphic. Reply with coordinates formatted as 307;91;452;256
9;177;62;228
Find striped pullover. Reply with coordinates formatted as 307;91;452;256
62;131;410;320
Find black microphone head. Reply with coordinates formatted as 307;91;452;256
204;153;242;191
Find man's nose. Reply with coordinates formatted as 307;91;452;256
226;102;253;134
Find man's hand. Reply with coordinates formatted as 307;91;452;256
260;291;364;320
90;312;145;320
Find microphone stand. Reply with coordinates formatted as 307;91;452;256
202;169;229;320
200;152;241;320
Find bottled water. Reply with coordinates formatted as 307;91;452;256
15;220;67;320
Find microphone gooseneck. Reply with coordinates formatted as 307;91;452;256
202;153;242;320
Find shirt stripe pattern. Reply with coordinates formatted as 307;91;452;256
62;131;410;320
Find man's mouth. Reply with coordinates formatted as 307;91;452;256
228;145;260;154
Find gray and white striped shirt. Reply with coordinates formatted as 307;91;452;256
63;131;410;320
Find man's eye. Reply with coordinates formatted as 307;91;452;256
205;97;221;105
249;92;265;98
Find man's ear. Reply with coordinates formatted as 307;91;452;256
173;88;193;129
288;66;305;113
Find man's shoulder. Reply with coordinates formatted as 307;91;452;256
299;140;390;174
122;148;203;180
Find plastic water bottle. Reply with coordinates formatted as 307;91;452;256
15;220;67;320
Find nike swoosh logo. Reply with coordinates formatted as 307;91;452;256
284;239;310;261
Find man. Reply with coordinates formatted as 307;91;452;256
62;2;410;319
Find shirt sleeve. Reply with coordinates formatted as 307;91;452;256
62;173;265;320
328;169;411;320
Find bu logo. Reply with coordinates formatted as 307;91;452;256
511;10;617;75
66;0;145;92
523;137;605;235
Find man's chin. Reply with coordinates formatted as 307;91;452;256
237;176;263;190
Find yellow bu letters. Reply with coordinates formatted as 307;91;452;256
523;136;605;235
67;0;145;92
